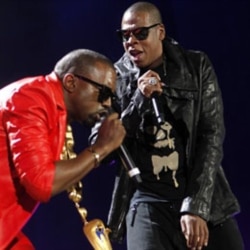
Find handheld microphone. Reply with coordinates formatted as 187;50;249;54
108;105;142;184
117;144;142;184
151;93;165;125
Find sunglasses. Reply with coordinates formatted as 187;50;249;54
116;23;160;42
74;74;115;103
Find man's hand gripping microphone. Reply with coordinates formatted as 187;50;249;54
111;100;142;184
148;77;165;125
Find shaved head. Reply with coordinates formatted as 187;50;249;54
123;2;162;24
54;49;114;80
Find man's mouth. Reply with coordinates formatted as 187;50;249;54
129;49;143;61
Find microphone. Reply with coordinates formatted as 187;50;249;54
117;144;142;184
89;123;142;184
109;103;142;184
151;92;165;125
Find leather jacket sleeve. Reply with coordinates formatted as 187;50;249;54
180;52;225;221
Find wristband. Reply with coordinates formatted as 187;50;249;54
88;147;100;168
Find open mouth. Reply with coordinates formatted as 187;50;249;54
129;49;143;61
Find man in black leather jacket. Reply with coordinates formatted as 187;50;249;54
102;2;244;250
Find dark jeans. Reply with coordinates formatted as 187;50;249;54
126;202;244;250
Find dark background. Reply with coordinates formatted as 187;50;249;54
1;0;249;249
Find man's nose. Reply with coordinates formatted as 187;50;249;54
126;33;138;43
102;98;112;107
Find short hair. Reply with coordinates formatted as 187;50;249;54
123;2;162;24
54;49;113;80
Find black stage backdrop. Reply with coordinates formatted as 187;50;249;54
0;1;249;249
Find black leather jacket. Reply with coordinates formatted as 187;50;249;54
104;38;240;243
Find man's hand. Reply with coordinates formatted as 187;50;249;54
137;70;164;98
95;112;126;152
180;214;209;250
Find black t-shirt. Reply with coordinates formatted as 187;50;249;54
130;63;187;201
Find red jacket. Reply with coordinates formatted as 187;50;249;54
0;72;67;248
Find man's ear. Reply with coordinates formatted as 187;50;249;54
62;73;76;93
159;24;166;41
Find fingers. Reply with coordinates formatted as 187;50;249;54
193;228;208;249
102;113;124;134
193;221;208;249
95;112;126;151
181;214;209;250
137;70;164;98
104;112;119;121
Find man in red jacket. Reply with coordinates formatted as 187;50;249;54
0;48;125;249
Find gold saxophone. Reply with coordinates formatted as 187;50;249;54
61;125;112;250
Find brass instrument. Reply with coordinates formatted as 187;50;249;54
61;125;112;250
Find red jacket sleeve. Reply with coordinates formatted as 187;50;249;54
3;77;65;202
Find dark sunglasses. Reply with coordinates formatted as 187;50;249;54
74;74;115;103
116;23;160;42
